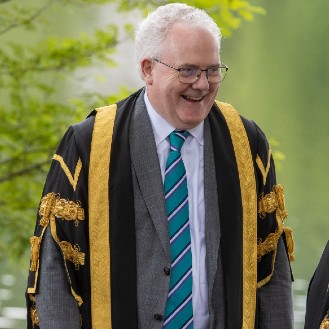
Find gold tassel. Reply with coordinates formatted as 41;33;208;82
274;184;288;220
284;226;295;262
30;303;39;328
320;315;329;329
29;236;41;272
39;193;57;226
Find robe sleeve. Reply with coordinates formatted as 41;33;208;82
254;122;294;328
26;123;92;329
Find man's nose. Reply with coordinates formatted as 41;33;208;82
192;70;209;90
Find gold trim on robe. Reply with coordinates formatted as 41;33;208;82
216;101;258;329
88;104;117;329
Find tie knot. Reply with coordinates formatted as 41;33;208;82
169;130;189;152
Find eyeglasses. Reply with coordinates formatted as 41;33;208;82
153;58;228;84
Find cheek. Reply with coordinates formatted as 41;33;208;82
209;82;219;93
154;69;178;84
207;86;219;102
164;82;187;101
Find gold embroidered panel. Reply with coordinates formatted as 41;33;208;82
59;241;85;270
258;184;288;220
216;101;257;329
257;184;294;287
39;192;85;227
28;192;85;309
257;225;283;261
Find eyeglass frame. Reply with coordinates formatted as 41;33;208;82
152;58;228;84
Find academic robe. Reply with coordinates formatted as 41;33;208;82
26;88;294;328
305;241;329;329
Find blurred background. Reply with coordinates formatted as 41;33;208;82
0;0;328;328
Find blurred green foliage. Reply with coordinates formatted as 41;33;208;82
0;0;265;262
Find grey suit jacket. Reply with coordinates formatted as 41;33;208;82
36;91;293;328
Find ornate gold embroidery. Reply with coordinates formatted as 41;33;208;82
257;185;294;286
39;192;57;226
38;192;86;271
257;185;289;262
30;307;39;327
29;294;36;302
45;203;86;271
258;191;277;219
257;229;283;262
256;148;272;185
39;193;85;226
47;213;84;305
59;241;85;270
27;294;40;327
274;184;288;220
256;210;283;288
29;236;41;272
71;287;84;307
284;226;295;261
53;154;82;191
320;315;329;329
37;198;85;310
257;245;277;289
217;101;257;329
258;184;288;220
256;181;294;287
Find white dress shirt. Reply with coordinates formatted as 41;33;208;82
144;91;210;329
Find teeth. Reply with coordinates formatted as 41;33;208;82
185;96;203;101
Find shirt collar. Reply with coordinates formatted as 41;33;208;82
144;90;204;146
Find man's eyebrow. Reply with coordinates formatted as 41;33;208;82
178;62;220;68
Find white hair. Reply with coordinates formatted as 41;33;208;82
135;3;221;73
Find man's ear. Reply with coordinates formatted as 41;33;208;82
140;58;153;85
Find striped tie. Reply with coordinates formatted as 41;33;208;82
163;130;193;329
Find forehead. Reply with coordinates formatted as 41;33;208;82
161;22;220;66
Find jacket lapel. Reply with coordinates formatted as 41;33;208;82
129;91;170;257
204;118;221;302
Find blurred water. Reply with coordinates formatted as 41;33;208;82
0;265;26;329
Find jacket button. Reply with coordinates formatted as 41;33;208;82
163;267;171;276
154;313;163;321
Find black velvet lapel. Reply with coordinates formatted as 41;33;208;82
109;89;143;328
208;104;243;329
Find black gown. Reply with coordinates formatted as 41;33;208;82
305;241;329;329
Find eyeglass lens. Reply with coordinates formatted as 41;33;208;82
178;67;227;83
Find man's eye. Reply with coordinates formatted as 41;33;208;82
208;68;220;76
180;68;197;77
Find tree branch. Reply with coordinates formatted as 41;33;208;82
0;147;53;166
0;160;50;183
0;0;55;36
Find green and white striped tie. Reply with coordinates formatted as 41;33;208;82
163;130;193;329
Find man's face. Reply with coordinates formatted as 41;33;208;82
145;22;220;130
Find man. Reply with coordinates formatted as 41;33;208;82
26;3;294;328
304;241;329;329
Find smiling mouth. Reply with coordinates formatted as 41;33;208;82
182;95;205;102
